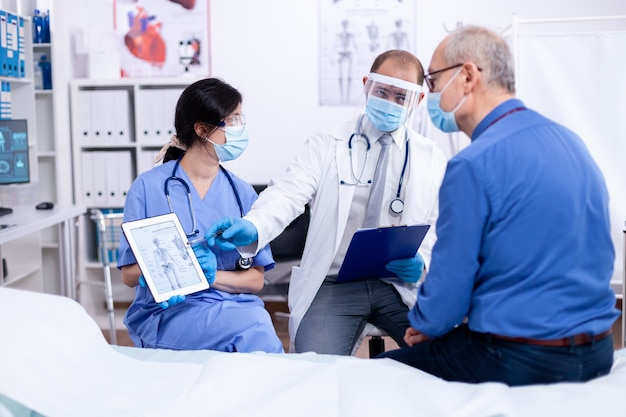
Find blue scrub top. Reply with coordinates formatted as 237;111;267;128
118;160;274;272
117;161;279;351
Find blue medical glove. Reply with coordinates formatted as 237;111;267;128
158;295;186;310
385;252;425;284
192;243;217;285
205;217;258;251
138;275;186;309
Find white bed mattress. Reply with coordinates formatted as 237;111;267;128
1;288;624;417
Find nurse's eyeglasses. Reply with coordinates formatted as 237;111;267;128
217;114;247;134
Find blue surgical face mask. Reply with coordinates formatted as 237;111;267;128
365;96;407;132
208;126;249;162
427;68;467;133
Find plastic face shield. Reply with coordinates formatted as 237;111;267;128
364;72;422;124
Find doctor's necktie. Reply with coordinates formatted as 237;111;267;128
363;133;392;228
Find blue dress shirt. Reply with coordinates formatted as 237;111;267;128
409;99;619;339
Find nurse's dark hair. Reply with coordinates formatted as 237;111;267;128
163;77;242;162
370;49;425;85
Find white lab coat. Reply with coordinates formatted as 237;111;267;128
241;115;447;352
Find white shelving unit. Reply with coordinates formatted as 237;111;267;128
0;205;84;295
33;42;54;201
69;76;201;323
0;5;66;297
31;39;66;292
1;231;43;292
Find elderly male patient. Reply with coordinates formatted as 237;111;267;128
376;25;619;386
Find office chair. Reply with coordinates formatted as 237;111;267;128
253;184;310;300
365;324;388;358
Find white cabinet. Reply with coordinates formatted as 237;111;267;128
69;77;201;324
0;6;63;296
33;42;55;201
0;205;84;297
0;231;43;292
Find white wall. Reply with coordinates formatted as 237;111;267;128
208;1;355;184
0;0;611;182
204;0;626;288
43;1;626;286
206;0;626;183
47;0;626;184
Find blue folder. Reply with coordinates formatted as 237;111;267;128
336;224;430;282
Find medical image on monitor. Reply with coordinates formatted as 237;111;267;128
0;119;29;185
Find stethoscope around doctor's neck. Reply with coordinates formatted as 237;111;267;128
164;156;253;270
341;117;410;215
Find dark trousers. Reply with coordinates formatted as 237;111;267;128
295;278;410;355
375;323;614;386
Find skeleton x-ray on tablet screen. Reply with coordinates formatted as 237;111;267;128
121;213;209;303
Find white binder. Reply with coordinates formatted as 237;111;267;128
111;89;131;144
92;151;108;205
114;150;133;206
76;90;94;145
135;89;154;144
81;152;94;205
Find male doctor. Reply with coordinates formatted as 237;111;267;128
208;50;447;355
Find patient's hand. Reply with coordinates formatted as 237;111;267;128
404;327;431;346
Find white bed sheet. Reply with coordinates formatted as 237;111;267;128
0;287;624;417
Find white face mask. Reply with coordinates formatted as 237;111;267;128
206;126;249;162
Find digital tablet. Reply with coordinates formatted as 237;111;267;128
121;213;209;303
336;224;430;283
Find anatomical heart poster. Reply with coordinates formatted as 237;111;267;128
114;0;210;77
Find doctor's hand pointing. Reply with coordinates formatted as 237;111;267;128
206;217;259;251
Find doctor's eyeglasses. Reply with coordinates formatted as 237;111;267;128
218;114;247;134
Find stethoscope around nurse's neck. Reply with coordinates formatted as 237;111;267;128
164;156;253;270
340;116;410;215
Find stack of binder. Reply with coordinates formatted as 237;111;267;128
82;150;133;207
0;10;24;78
135;88;184;145
75;89;132;145
0;82;11;119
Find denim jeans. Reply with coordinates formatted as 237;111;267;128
376;323;614;386
294;278;410;355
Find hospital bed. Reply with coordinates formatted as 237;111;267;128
1;287;624;417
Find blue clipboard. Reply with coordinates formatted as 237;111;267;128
336;224;430;283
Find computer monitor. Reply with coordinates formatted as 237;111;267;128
0;119;29;185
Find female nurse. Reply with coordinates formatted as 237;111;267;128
117;78;284;353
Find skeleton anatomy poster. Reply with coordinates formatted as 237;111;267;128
114;0;210;77
319;0;416;106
